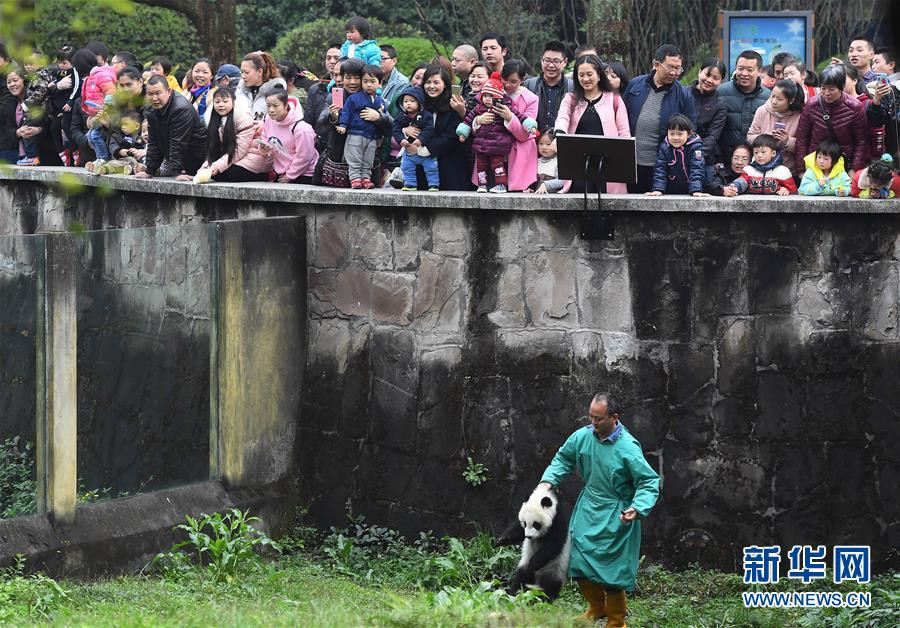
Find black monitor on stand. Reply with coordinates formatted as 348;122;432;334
556;134;637;240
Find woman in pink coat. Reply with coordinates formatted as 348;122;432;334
554;55;630;194
746;79;805;175
470;59;539;191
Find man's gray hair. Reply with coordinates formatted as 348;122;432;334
591;392;623;417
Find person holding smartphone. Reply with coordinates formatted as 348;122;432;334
747;79;805;177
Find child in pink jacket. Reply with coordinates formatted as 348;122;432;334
261;87;318;183
194;86;273;183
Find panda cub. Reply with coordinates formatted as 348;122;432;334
497;484;571;601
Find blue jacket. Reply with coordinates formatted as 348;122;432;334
340;39;382;66
391;85;434;145
652;132;705;193
337;91;387;139
623;74;697;138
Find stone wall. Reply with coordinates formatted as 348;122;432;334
0;170;897;570
74;226;212;495
0;235;39;444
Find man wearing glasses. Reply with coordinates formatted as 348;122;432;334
524;41;574;132
716;50;770;161
623;44;697;192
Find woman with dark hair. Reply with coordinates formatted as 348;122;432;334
409;63;429;88
277;59;308;109
842;62;866;97
747;78;805;174
554;54;630;193
705;143;751;196
193;86;273;183
795;64;871;177
402;64;469;190
0;66;63;165
690;57;727;165
183;57;214;119
605;61;630;95
237;51;287;120
782;60;818;99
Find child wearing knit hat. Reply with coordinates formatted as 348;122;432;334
456;71;537;193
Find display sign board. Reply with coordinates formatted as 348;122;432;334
720;11;815;70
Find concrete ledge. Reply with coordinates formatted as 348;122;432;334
2;166;899;214
0;480;293;577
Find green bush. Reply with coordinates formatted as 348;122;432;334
272;17;424;77
153;508;281;584
380;37;450;78
0;437;36;520
35;0;201;72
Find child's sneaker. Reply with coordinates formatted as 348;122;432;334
476;185;488;193
388;167;403;188
489;184;507;194
85;159;104;174
121;164;133;175
362;179;375;189
401;185;416;191
94;164;109;175
350;179;363;189
428;186;439;192
16;156;40;166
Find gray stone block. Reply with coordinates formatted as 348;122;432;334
335;262;371;318
486;263;525;327
349;210;393;270
748;245;798;314
432;213;468;257
313;211;349;268
576;249;633;332
524;250;578;328
850;262;899;341
497;329;572;375
392;211;431;270
371;272;414;326
413;252;466;333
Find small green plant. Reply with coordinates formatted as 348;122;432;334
0;555;69;621
463;455;488;486
153;508;281;584
0;437;37;520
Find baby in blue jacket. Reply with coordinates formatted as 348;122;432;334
336;64;386;188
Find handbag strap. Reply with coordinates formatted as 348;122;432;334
819;96;838;142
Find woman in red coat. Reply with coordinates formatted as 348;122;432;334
795;64;870;179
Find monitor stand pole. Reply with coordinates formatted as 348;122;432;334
580;154;614;240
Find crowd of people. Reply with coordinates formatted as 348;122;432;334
2;19;900;198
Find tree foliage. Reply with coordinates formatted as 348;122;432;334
273;18;423;76
35;0;201;70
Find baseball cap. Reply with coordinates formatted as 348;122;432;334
214;63;241;81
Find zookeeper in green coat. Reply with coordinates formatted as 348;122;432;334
538;392;660;627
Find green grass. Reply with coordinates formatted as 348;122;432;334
2;512;897;627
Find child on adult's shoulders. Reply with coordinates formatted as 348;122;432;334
340;16;381;67
726;134;797;196
798;139;851;196
645;114;708;197
850;153;900;198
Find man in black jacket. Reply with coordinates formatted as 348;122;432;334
524;41;573;132
135;75;206;178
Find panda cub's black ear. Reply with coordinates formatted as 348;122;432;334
541;496;553;508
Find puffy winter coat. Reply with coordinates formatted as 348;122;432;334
340;39;382;66
746;100;801;174
798;151;851;196
733;153;797;195
203;107;274;175
235;77;289;120
716;78;770;157
457;93;523;156
704;162;740;195
691;84;727;165
652;132;705;193
795;92;871;172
